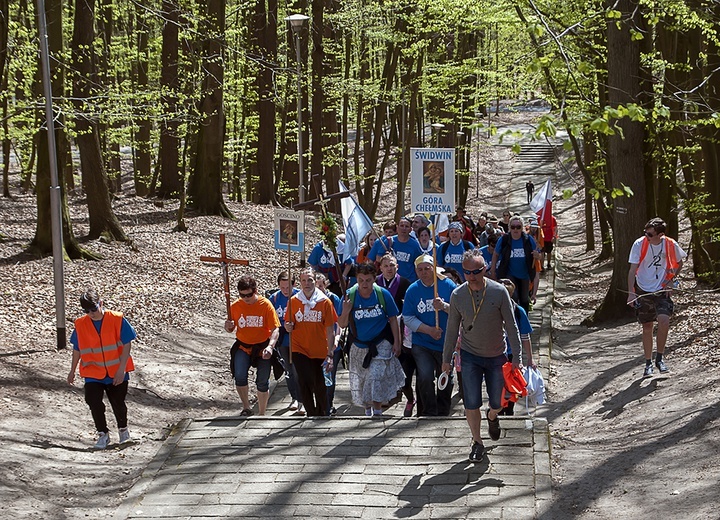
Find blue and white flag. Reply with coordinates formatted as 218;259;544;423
339;180;374;257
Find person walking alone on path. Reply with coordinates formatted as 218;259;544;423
526;181;535;204
67;288;137;449
626;217;687;377
442;250;523;462
285;269;338;417
225;275;280;416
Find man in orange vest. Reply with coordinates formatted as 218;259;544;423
67;289;137;450
627;218;687;377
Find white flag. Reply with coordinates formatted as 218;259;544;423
339;181;374;257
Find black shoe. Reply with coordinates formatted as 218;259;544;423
469;441;485;462
643;364;654;377
487;414;501;441
656;360;669;373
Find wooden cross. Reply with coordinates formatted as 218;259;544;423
200;234;249;321
293;174;351;293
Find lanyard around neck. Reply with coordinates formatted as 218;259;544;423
467;283;487;331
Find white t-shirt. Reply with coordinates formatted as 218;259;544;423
628;236;687;292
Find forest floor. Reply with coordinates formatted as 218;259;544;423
1;112;719;519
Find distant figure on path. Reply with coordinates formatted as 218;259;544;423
67;288;137;450
225;275;280;416
526;181;535;204
442;250;522;462
627;217;687;377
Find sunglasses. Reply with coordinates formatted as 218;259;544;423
463;266;486;275
645;231;656;238
82;305;99;314
510;225;523;230
239;291;255;298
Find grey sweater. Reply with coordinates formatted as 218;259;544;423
442;279;521;363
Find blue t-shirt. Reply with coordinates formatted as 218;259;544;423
402;278;457;351
440;241;474;281
349;285;399;348
70;315;137;384
309;242;340;282
368;235;423;282
496;235;537;280
505;304;532;356
270;288;301;347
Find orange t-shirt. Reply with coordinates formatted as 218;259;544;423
287;294;338;359
230;296;280;353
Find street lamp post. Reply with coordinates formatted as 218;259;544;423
286;13;309;266
431;122;445;147
286;14;310;205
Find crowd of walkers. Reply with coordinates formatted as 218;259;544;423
220;206;551;461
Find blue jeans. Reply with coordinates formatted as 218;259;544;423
460;350;506;410
412;344;452;416
233;349;271;392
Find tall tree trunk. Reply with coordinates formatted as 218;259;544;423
97;0;121;193
158;0;181;198
187;0;231;217
133;1;151;197
32;0;89;258
72;0;127;241
254;0;277;204
588;0;647;323
1;0;9;198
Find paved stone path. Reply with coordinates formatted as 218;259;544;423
114;128;557;520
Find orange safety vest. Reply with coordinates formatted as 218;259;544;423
75;310;135;379
637;236;680;285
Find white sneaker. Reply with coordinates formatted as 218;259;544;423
119;427;131;444
93;431;110;450
288;400;299;411
297;404;305;415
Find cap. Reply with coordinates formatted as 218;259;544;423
448;221;464;231
414;255;446;280
529;218;539;228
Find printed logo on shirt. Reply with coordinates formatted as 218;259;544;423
320;253;336;266
444;253;463;264
510;247;526;259
237;315;264;328
416;298;435;314
276;305;286;319
395;251;411;262
354;305;384;320
294;309;324;323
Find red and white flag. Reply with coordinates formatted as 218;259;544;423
529;178;552;223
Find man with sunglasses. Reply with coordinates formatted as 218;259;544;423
490;215;539;312
627;218;687;377
67;288;137;449
225;275;280;416
442;250;523;462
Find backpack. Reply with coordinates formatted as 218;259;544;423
440;239;474;261
343;284;390;355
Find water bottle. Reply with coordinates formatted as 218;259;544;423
322;359;333;387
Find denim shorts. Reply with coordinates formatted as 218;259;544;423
233;349;271;392
460;351;507;410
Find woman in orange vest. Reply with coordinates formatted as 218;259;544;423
67;288;137;450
